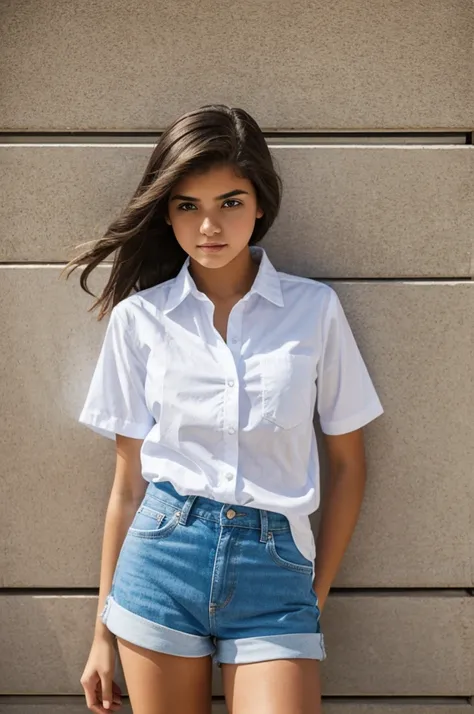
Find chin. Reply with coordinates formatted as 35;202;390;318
196;254;232;268
192;246;235;264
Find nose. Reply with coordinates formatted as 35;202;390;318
200;216;221;236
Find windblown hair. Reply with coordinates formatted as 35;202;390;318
61;104;283;320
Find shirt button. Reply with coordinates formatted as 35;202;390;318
228;427;235;434
232;337;238;343
228;380;234;387
225;472;233;481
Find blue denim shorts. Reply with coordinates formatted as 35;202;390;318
100;479;326;666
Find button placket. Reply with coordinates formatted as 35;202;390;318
227;303;243;353
224;372;238;434
222;381;238;483
223;374;238;479
221;305;242;486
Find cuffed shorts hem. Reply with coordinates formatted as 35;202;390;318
101;594;326;665
216;632;327;665
101;594;215;658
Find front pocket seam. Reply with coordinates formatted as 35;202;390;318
128;510;180;539
266;532;313;573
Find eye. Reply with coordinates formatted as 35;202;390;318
176;199;242;212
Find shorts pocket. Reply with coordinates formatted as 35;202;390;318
128;498;181;540
266;528;314;574
261;354;314;430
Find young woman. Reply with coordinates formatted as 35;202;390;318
65;104;384;714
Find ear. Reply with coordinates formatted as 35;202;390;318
165;215;171;225
256;207;264;219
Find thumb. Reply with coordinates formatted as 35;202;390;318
100;675;113;709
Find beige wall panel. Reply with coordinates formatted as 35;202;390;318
1;0;472;131
1;595;473;695
1;145;473;277
0;269;472;588
0;698;472;714
322;281;473;587
316;594;474;696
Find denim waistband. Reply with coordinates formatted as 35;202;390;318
145;479;291;538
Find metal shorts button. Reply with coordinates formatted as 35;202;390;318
226;509;236;519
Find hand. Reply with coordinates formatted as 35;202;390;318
80;636;123;712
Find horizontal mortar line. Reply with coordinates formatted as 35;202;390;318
0;140;470;148
0;129;470;137
316;277;473;283
2;695;471;705
0;133;471;147
0;265;471;283
1;587;471;596
321;696;473;703
327;587;474;595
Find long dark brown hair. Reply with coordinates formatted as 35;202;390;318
60;104;283;320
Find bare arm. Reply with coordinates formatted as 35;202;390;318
94;434;148;641
312;427;367;612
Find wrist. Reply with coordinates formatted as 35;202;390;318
94;620;115;642
312;578;330;609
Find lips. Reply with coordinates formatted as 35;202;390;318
198;243;227;252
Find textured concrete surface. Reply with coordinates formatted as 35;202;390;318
1;145;473;277
0;0;472;130
1;594;473;696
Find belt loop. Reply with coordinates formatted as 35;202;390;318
259;510;269;543
178;495;197;526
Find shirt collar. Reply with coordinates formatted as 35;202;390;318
163;245;284;314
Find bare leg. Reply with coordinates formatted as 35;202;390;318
116;637;213;714
221;658;322;714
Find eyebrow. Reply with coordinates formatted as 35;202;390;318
170;189;250;202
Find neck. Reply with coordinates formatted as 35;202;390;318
189;247;259;302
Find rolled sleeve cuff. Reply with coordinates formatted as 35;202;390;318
320;400;384;435
78;409;153;440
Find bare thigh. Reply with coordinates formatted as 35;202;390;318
221;658;322;714
116;637;213;714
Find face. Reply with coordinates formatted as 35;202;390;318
165;164;264;268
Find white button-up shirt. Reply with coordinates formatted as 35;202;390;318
79;245;384;568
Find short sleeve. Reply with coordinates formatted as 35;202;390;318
78;303;155;440
316;288;384;435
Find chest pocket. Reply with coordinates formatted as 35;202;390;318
261;353;315;430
